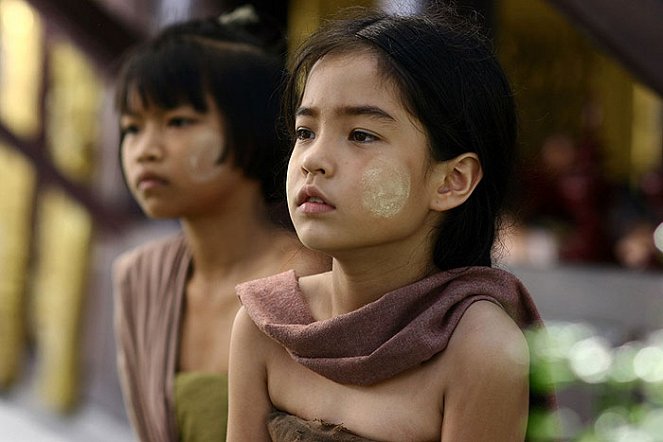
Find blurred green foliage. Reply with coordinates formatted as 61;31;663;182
527;322;663;441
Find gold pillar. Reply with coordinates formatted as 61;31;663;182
590;53;634;182
497;0;593;156
32;188;93;412
631;84;663;183
0;0;41;389
32;41;100;412
0;0;100;412
0;146;35;388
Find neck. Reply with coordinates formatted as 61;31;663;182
327;244;437;316
180;196;282;281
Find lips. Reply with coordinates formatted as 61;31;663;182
295;185;335;213
295;185;331;206
135;171;168;191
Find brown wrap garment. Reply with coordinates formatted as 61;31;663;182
113;234;191;442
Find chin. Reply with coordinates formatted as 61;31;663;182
139;204;179;220
298;235;353;258
295;231;331;254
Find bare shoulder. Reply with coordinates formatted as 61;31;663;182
232;306;270;348
448;300;529;379
440;300;530;440
231;306;283;360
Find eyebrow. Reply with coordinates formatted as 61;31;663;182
295;105;397;123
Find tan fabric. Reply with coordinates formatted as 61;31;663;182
113;234;191;442
174;372;228;442
268;411;376;441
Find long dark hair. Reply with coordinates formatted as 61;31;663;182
115;10;287;202
284;7;517;270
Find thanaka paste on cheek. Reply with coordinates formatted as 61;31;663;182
361;159;411;218
185;130;224;182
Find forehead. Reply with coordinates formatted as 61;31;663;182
300;51;405;116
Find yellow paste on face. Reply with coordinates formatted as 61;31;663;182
185;130;224;182
361;159;411;218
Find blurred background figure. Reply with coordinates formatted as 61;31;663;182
504;102;662;270
611;165;663;270
112;8;330;442
515;128;613;265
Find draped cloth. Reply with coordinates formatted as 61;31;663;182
237;267;556;436
238;267;544;386
113;234;191;442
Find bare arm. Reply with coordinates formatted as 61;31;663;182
441;301;530;441
226;306;273;442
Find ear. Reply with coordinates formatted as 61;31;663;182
429;152;483;212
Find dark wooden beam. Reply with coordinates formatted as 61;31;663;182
545;0;663;97
0;120;129;232
24;0;146;74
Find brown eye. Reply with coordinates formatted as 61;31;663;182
168;117;195;127
296;127;314;140
120;123;140;137
350;130;378;143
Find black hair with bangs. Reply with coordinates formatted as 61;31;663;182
115;15;286;202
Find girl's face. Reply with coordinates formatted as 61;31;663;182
120;94;244;219
286;51;441;256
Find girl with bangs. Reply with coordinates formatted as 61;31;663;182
112;8;329;442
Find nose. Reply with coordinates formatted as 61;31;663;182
129;124;164;163
300;137;334;178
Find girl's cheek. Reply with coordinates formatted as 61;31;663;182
120;145;135;188
185;130;224;182
360;159;411;218
285;152;302;206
